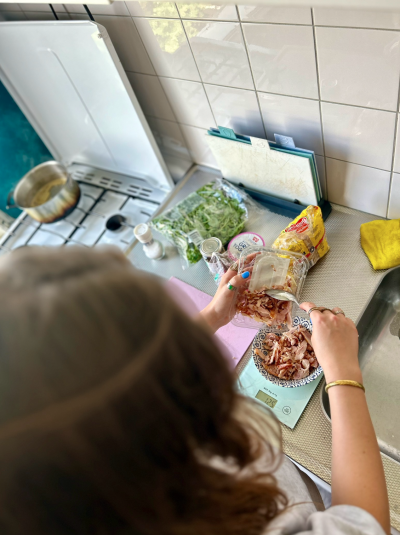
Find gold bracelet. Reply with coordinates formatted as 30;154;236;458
325;380;365;393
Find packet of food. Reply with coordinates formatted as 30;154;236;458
231;246;309;332
150;179;264;269
272;205;329;268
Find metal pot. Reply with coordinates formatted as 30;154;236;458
7;161;81;224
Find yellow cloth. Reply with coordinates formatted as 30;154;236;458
360;219;400;270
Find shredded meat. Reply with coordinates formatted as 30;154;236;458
236;277;294;328
257;326;319;380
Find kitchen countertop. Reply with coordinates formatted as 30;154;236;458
128;165;400;530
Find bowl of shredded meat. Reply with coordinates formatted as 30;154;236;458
252;317;322;388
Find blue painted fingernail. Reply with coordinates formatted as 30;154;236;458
241;271;250;279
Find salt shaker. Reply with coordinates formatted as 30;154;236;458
134;223;164;260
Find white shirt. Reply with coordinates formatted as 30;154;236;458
266;456;386;535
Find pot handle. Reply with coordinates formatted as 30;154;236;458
6;190;16;210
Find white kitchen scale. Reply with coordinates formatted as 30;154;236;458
238;317;323;429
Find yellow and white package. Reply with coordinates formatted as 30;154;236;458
272;205;330;268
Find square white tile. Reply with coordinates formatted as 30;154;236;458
126;72;175;121
89;3;130;16
146;117;192;179
238;5;311;24
163;156;193;182
147;117;189;155
0;11;27;20
57;13;90;20
180;125;219;167
160;78;215;129
95;15;155;75
19;3;51;11
183;21;253;90
0;3;21;11
177;3;238;20
56;4;86;13
326;158;390;217
315;155;327;199
205;84;265;138
322;102;396;171
258;92;324;155
388;173;400;219
243;23;318;99
134;18;200;81
23;12;55;20
126;2;179;17
316;27;400;111
313;8;400;30
392;120;400;173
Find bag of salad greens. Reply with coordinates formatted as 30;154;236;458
150;179;262;268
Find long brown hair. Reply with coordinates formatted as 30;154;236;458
0;246;287;534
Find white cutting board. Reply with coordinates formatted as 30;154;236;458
206;134;318;206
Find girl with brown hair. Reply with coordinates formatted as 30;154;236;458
0;246;390;535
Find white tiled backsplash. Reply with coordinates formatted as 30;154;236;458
4;3;400;219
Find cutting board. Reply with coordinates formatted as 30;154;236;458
206;132;318;206
166;277;255;369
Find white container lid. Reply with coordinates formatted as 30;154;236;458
0;21;173;191
134;223;152;243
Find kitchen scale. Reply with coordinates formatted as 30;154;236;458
238;317;323;429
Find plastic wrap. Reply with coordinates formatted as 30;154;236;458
150;179;263;268
272;205;329;268
232;246;309;332
207;250;235;285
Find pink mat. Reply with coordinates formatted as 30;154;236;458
166;277;256;369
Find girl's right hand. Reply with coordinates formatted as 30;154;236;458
300;301;362;384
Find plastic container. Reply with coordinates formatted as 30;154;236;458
227;232;265;261
200;237;224;263
134;223;164;260
231;246;309;332
200;237;225;281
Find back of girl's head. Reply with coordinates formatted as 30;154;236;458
0;246;285;535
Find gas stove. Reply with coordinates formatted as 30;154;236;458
0;164;167;255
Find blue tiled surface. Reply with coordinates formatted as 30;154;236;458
0;81;53;218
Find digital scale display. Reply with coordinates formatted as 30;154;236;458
256;390;278;409
239;358;323;428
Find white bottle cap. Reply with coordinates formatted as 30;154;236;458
134;223;153;243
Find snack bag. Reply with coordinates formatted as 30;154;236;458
272;205;329;268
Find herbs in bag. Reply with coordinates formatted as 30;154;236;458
150;180;259;268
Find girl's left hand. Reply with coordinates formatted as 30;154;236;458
199;266;251;333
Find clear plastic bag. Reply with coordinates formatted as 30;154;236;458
208;250;235;285
150;179;263;269
231;246;309;332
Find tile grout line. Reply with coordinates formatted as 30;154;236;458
311;7;329;200
325;155;392;174
386;77;400;217
236;5;268;140
128;12;193;157
124;69;399;114
178;9;218;129
19;10;400;32
144;111;398;174
144;107;396;173
20;6;398;209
